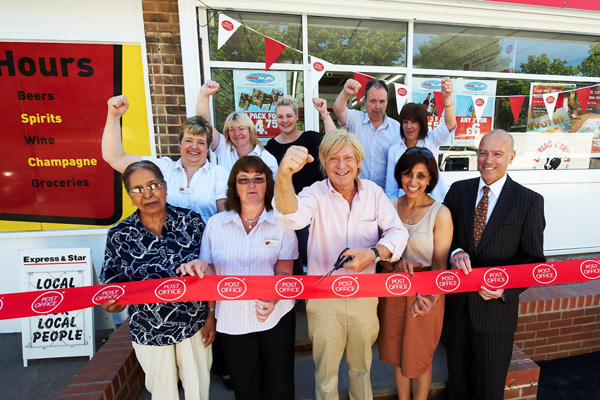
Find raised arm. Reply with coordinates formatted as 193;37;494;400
333;79;361;127
440;77;456;132
101;95;142;173
274;146;313;214
195;80;222;151
312;98;336;133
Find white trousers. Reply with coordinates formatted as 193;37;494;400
132;328;212;400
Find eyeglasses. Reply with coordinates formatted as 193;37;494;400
405;147;434;159
236;177;266;185
129;182;164;196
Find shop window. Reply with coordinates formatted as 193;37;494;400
208;11;302;64
411;75;600;170
413;23;600;75
307;17;406;66
210;68;304;143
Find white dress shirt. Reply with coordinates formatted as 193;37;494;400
213;133;279;179
200;210;298;335
273;177;408;276
142;157;228;223
343;109;401;189
477;174;508;223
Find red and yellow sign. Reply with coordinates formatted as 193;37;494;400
0;42;150;232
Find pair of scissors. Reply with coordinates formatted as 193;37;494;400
315;248;353;284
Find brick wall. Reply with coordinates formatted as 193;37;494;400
515;281;600;361
142;0;187;159
58;321;144;400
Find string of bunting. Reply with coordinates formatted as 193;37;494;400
216;12;599;124
1;258;599;321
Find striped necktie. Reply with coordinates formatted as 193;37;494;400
473;186;490;250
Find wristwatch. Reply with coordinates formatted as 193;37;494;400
370;247;380;263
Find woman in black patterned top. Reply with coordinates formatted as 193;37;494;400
100;160;214;400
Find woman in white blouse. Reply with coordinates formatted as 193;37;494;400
102;95;228;223
182;155;297;400
196;80;279;178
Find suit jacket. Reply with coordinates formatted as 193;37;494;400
443;175;545;335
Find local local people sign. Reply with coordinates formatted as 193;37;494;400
20;248;94;366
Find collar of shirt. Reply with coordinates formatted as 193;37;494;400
325;176;365;198
132;203;178;235
173;157;212;173
228;143;263;157
221;208;277;229
360;111;390;131
477;174;507;221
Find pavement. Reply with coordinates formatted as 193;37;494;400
0;308;599;399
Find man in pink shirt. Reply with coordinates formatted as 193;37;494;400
274;129;408;400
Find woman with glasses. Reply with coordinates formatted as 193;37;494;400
196;81;279;178
100;160;214;400
182;156;297;400
102;95;228;225
378;147;453;400
385;77;456;202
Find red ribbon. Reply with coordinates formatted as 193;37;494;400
1;258;599;320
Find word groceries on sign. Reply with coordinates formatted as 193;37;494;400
1;258;599;321
0;41;123;226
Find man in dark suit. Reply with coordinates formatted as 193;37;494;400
443;129;545;400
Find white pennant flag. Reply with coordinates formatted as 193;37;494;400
542;92;558;120
471;95;488;124
394;83;411;114
217;13;241;49
310;57;332;88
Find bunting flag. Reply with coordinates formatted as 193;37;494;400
509;95;526;124
264;37;286;71
217;13;241;49
472;95;489;124
542;92;559;120
353;72;373;103
310;56;332;88
576;87;591;114
394;83;411;114
556;92;565;110
433;91;445;117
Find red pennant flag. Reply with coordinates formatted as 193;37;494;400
556;92;565;109
353;72;373;103
576;87;591;114
508;96;525;124
264;37;286;71
433;91;445;116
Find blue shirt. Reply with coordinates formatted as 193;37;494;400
101;204;206;346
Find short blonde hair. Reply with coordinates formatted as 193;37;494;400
222;112;262;149
274;95;299;115
319;129;364;175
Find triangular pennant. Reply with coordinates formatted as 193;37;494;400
264;37;286;71
433;91;445;117
353;72;373;103
310;56;332;88
556;92;565;110
217;14;241;50
542;92;558;120
471;95;488;124
394;83;411;114
508;96;525;124
576;87;591;114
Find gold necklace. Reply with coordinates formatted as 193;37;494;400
241;214;260;229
